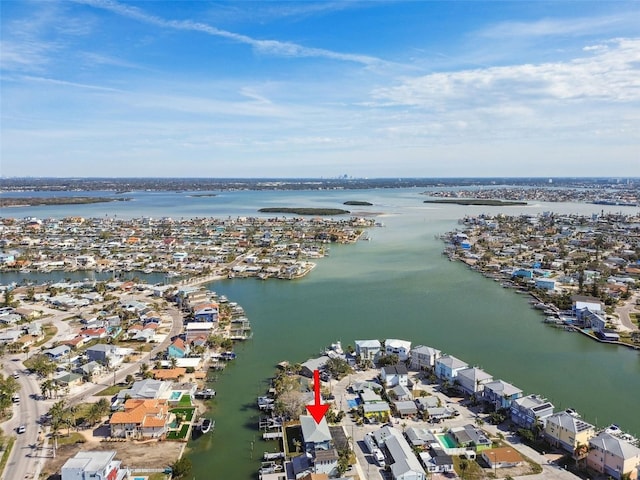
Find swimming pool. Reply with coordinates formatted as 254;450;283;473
170;391;181;400
436;433;458;449
347;399;359;409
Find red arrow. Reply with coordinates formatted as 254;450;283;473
306;369;330;424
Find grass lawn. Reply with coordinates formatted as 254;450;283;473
170;407;195;422
95;383;128;396
55;432;86;446
454;457;484;480
177;394;192;407
166;424;190;440
33;324;58;348
0;437;16;476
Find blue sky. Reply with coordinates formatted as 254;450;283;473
1;1;639;178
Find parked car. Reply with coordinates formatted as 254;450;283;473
17;425;26;434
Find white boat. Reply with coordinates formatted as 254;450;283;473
200;418;214;433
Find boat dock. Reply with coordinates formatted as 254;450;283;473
262;431;283;440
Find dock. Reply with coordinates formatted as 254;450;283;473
262;431;283;440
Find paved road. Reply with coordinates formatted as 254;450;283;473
1;299;183;480
615;293;639;331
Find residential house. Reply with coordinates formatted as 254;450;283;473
419;450;455;474
483;380;523;410
394;400;418;418
61;450;129;480
313;449;339;477
409;345;441;371
85;344;123;366
300;415;332;452
572;295;604;316
435;355;469;383
456;367;493;396
354;339;381;362
193;303;219;322
185;322;215;342
381;363;409;388
481;447;525;469
510;394;554;430
390;384;413;401
385;339;412;362
74;361;105;381
544;411;596;455
43;345;71;362
587;432;640;480
300;356;330;378
168;338;189;359
405;427;438;449
373;426;426;480
109;398;170;439
113;379;172;410
360;388;391;423
451;424;492;451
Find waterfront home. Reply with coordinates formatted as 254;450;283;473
587;432;640;480
193;302;219;322
185;322;215;342
419;450;455;474
409;345;441;371
455;367;493;396
510;394;555;429
354;339;381;362
451;424;491;452
109;398;170;439
572;295;604;316
544;411;596;455
481;447;525;469
61;450;129;480
384;339;412;362
483;380;523;410
300;356;330;378
373;426;426;480
381;363;409;387
435;355;469;382
300;415;332;452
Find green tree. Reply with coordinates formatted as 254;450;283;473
0;374;20;417
171;457;192;479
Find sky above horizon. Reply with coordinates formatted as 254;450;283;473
1;1;639;178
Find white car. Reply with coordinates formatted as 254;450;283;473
17;425;26;434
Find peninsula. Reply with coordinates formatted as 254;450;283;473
257;207;350;215
0;197;132;207
424;199;527;206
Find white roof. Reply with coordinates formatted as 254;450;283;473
355;339;381;348
185;322;215;331
385;338;411;349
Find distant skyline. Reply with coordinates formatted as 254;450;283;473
1;1;639;178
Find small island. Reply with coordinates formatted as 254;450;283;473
258;207;350;215
0;196;132;207
343;200;373;206
424;199;527;206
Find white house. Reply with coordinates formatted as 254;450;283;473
61;451;129;480
385;339;412;362
381;364;409;387
409;345;441;371
355;339;381;362
456;367;493;396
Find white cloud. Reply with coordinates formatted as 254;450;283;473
372;38;640;108
478;12;640;39
73;0;387;67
